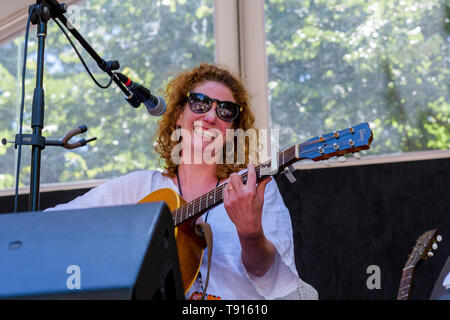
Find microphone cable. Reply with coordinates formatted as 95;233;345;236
13;8;34;213
53;18;114;89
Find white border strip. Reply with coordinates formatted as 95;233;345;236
0;179;107;197
214;0;270;132
293;149;450;170
1;150;448;197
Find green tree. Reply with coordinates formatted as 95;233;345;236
265;0;449;154
0;0;214;189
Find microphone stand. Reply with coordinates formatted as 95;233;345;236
18;0;139;211
28;2;49;211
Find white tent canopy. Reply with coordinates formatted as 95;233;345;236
0;0;81;46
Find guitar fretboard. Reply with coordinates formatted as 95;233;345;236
171;145;297;226
397;266;414;300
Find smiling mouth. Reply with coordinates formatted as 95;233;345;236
193;126;217;139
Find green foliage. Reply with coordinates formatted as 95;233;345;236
0;0;449;191
0;0;214;189
266;0;449;153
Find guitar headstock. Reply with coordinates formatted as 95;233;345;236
404;229;442;269
296;122;373;161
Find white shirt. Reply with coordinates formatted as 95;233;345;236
45;170;318;300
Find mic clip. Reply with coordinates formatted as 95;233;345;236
98;59;120;73
114;72;141;108
125;92;142;108
2;125;97;150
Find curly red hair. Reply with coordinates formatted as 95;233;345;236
154;63;258;179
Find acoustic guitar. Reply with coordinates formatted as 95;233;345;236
139;122;373;293
397;229;442;300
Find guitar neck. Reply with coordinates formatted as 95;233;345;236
397;266;414;300
171;122;373;226
395;229;440;300
172;146;298;226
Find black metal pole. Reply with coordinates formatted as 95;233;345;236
29;2;50;211
24;0;127;211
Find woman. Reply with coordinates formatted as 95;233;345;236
47;64;317;300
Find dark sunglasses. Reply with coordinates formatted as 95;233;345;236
187;92;242;122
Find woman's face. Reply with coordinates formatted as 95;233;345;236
176;81;235;164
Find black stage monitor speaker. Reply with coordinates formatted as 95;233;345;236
0;202;184;299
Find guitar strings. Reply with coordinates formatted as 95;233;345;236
172;146;297;225
172;145;314;224
172;145;305;224
172;129;358;224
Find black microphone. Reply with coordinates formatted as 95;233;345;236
116;73;166;116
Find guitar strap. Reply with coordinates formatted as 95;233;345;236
195;222;213;300
176;168;219;300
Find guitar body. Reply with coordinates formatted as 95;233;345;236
138;188;206;294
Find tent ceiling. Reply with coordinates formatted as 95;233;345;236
0;0;82;46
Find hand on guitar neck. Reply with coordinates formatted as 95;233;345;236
224;164;275;277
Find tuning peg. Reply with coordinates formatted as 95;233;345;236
353;152;361;160
324;159;332;167
427;251;434;258
436;235;442;242
338;156;347;163
432;243;438;250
